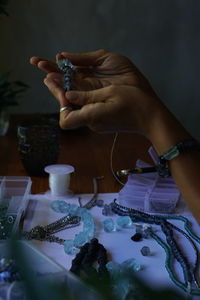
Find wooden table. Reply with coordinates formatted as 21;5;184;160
2;115;199;298
0;114;152;195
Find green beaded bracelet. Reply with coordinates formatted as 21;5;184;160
157;139;200;177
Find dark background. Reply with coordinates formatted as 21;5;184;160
1;0;200;138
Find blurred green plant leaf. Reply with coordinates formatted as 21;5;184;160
14;80;29;88
0;0;9;16
0;2;29;111
0;73;29;109
0;6;8;15
0;72;11;87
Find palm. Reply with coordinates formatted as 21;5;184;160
73;53;140;90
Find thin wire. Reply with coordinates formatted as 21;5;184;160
110;132;125;186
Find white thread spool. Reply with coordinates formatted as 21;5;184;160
44;164;74;198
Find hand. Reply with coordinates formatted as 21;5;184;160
30;54;68;107
30;51;200;225
57;84;164;137
30;49;153;91
30;49;159;134
30;49;155;106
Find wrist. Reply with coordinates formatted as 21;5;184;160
145;101;192;156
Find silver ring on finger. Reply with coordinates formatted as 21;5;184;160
60;106;73;113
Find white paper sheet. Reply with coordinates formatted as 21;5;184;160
23;193;200;298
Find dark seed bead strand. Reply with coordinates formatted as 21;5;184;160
111;199;198;292
161;221;193;284
169;223;199;285
158;213;200;244
157;214;200;286
111;200;162;225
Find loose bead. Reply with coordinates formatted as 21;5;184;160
96;199;104;207
140;246;151;256
103;218;116;232
116;216;132;228
131;233;143;242
102;204;114;216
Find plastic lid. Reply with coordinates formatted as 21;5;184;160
44;164;75;175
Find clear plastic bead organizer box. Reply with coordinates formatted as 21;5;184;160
0;176;32;240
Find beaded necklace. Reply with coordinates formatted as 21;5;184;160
50;201;96;255
23;215;81;244
111;199;200;296
57;58;73;92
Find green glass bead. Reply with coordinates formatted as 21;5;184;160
163;146;180;160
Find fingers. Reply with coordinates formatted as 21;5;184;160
60;49;108;66
44;77;69;107
59;100;116;132
30;56;60;73
59;108;88;130
30;56;42;65
59;101;107;130
46;72;63;81
66;86;111;107
59;86;114;130
30;49;108;74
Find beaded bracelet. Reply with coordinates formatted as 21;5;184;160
157;139;200;177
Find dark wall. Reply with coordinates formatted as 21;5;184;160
1;0;200;137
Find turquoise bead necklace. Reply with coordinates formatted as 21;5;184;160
50;200;96;255
157;214;200;243
149;229;196;295
111;199;200;296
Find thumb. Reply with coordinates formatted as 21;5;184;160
66;87;110;106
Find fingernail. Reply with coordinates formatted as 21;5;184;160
66;92;78;102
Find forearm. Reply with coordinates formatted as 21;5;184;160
147;103;200;223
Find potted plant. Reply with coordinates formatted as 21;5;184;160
0;0;29;135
